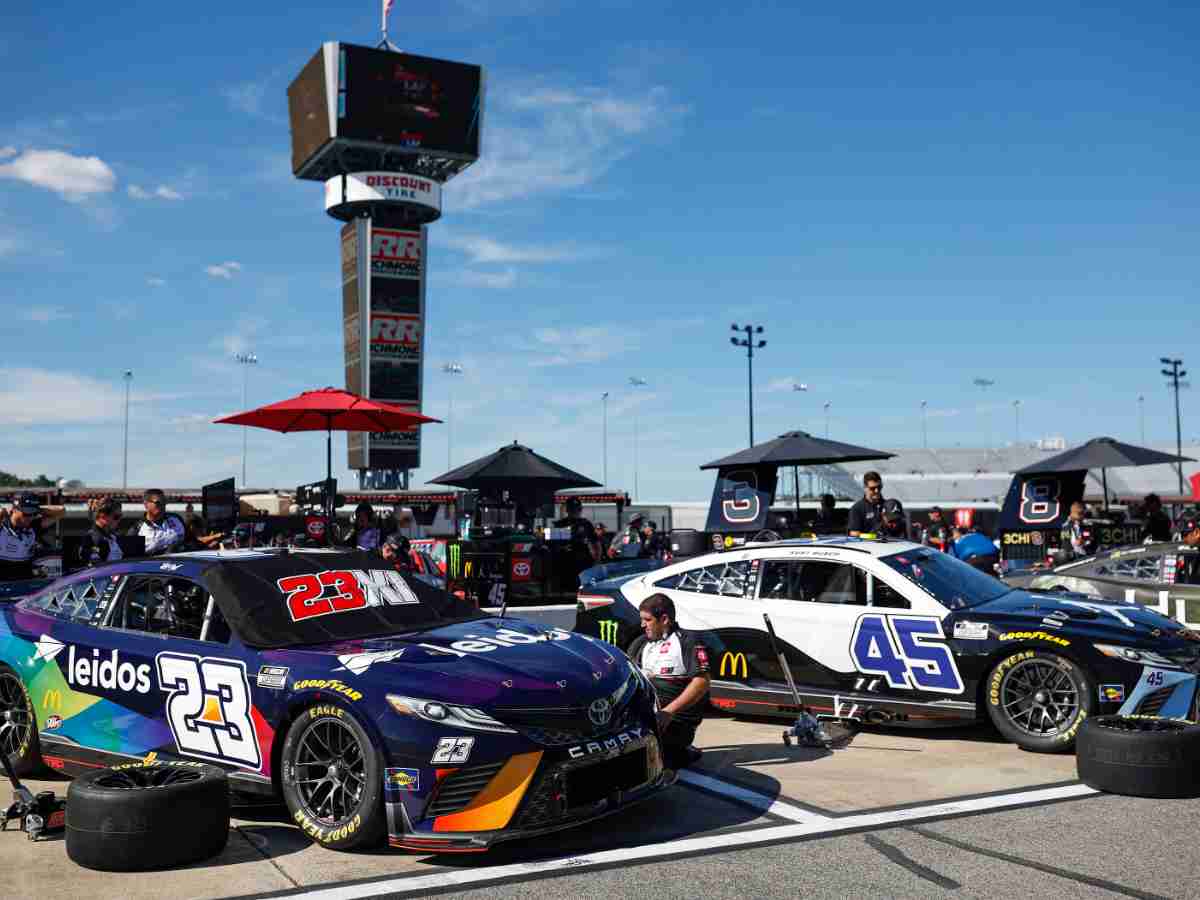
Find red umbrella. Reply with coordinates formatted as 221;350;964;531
214;387;440;483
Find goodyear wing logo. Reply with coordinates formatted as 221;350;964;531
598;620;619;643
34;634;65;663
719;652;748;678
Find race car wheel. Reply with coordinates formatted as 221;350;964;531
985;650;1095;752
280;704;386;851
66;761;229;871
0;666;40;777
1077;716;1200;798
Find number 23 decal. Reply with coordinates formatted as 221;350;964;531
850;615;964;694
157;653;262;768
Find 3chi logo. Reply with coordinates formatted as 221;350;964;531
157;653;262;768
719;652;748;679
597;620;619;643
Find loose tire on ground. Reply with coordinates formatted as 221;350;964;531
1077;715;1200;798
279;703;386;851
984;648;1095;752
66;760;229;871
0;665;41;777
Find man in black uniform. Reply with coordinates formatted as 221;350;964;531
349;502;381;551
847;471;899;536
80;498;124;566
614;513;645;558
921;506;951;550
810;494;839;534
625;593;711;770
639;520;667;559
0;494;42;580
1141;494;1172;543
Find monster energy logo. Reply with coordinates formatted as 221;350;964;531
448;543;461;578
598;620;619;643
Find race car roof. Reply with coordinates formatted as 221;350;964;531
736;536;926;558
196;549;477;649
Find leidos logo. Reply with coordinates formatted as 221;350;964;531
64;645;152;694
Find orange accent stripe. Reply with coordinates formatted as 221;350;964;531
432;751;542;833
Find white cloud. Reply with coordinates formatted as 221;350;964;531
0;149;116;202
449;268;518;289
441;233;589;265
146;276;166;287
205;261;243;279
24;306;72;324
128;184;183;201
767;377;810;393
0;146;16;158
0;368;125;425
527;326;633;367
449;80;688;210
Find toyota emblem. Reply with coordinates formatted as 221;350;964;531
588;698;612;727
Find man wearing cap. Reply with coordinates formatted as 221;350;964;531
640;519;667;559
134;489;188;556
0;494;43;579
349;502;381;551
922;506;951;551
1141;494;1172;544
615;513;646;558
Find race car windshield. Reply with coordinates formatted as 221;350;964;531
879;549;1011;609
202;551;483;648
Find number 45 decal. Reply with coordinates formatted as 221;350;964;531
157;653;262;768
850;615;964;695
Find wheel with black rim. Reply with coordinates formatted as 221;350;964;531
66;761;229;871
280;704;385;851
985;649;1095;752
0;665;40;776
1077;715;1200;798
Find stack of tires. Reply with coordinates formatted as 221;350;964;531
1076;716;1200;798
66;760;230;871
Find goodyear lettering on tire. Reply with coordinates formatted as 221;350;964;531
1056;709;1086;743
989;650;1034;707
294;810;361;843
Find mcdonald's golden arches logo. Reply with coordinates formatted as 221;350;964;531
719;652;748;678
41;689;62;712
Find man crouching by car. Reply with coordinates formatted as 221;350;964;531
626;593;710;770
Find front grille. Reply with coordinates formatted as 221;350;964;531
425;762;504;817
494;675;643;747
515;736;657;829
1135;685;1176;717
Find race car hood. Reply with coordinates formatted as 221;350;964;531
303;617;627;708
969;588;1192;647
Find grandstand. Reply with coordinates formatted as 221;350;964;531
780;442;1200;505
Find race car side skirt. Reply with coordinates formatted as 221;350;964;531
708;680;978;725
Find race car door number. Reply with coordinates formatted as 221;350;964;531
157;653;263;767
850;615;964;694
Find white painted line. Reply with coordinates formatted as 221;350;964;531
676;769;832;823
272;782;1098;900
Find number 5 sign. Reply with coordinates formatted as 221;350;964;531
157;653;262;768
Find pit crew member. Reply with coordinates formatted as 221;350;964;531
1060;501;1091;559
922;505;951;550
626;593;710;770
80;497;124;565
950;526;999;574
1141;493;1172;543
0;494;42;579
134;489;187;556
847;471;888;536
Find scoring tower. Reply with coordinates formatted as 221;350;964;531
288;40;483;489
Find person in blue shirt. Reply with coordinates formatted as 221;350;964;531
950;526;999;575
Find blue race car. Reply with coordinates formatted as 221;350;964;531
0;549;668;853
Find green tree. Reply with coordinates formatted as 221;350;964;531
0;471;57;488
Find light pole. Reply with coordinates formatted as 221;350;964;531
973;377;995;450
1138;394;1145;444
1161;357;1188;495
730;323;766;445
442;363;464;471
920;400;928;449
792;383;809;501
823;401;831;438
601;391;610;487
235;352;257;486
122;370;133;488
1013;399;1021;446
629;377;647;500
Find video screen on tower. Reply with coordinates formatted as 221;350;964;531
339;44;483;160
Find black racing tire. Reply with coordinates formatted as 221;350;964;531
0;664;41;777
66;760;229;871
985;648;1095;752
280;704;386;852
1077;716;1200;798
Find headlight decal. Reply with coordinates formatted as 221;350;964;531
386;694;517;733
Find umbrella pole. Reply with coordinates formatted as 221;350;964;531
326;420;334;546
1102;468;1108;512
794;465;800;527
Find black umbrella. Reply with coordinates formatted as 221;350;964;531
1015;436;1195;510
701;431;894;519
429;441;600;513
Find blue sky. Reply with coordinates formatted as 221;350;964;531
2;1;1196;499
